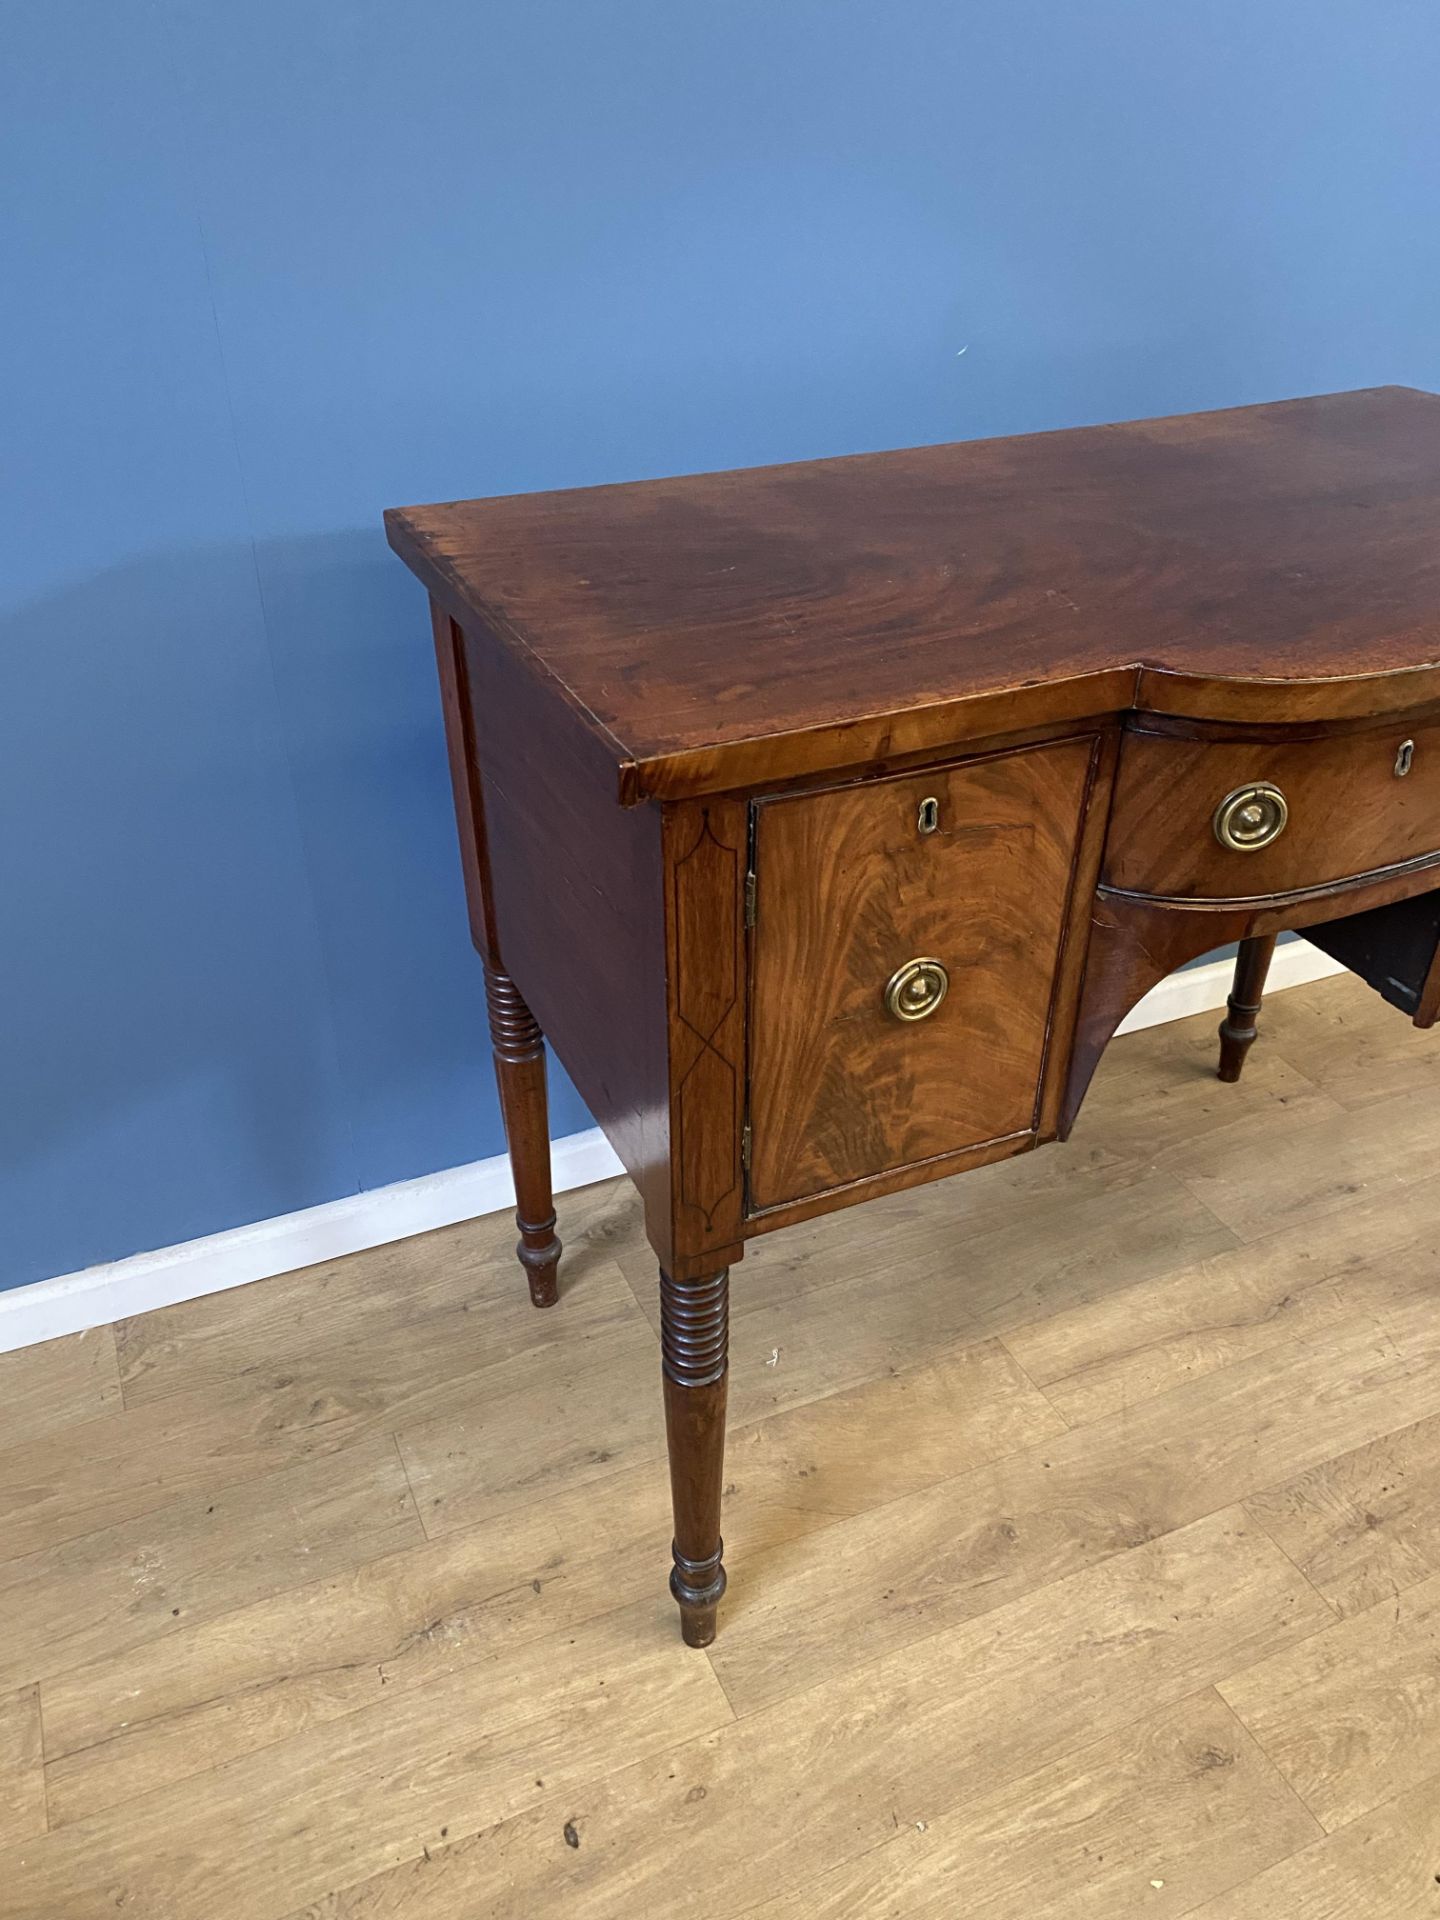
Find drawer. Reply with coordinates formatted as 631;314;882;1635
1104;719;1440;900
746;737;1096;1212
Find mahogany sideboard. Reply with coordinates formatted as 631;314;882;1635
388;385;1440;1646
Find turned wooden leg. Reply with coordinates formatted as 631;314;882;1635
660;1266;729;1647
484;964;562;1307
1217;934;1278;1083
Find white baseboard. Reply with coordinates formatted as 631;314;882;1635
1;943;1346;1355
1114;937;1343;1035
0;1127;624;1356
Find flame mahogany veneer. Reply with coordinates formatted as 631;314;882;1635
388;387;1440;1645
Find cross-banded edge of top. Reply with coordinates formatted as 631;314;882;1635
387;386;1440;804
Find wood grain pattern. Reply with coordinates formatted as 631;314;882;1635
388;388;1440;801
459;609;675;1257
397;390;1440;1646
1106;715;1440;899
738;1692;1320;1920
705;1295;1440;1717
4;976;1440;1915
1161;1082;1440;1244
0;1436;423;1694
748;738;1096;1208
393;1315;665;1536
0;1602;731;1920
1221;1565;1440;1830
39;1338;1057;1830
0;1688;43;1851
0;1330;120;1450
1183;1777;1440;1919
1245;1405;1440;1623
1;1255;644;1571
112;1190;647;1411
268;1512;1325;1920
1001;1200;1400;1428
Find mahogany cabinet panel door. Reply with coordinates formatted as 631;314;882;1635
746;737;1098;1211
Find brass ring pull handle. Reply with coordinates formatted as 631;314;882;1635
1212;782;1289;853
883;957;949;1022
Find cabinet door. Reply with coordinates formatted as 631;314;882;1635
747;737;1097;1212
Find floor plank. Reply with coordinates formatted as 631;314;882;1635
2;973;1437;1917
41;1338;1061;1826
1068;1004;1337;1173
0;1436;423;1694
616;1165;1238;1417
706;1300;1437;1715
115;1181;648;1410
737;1691;1321;1920
1183;1771;1440;1918
0;1599;731;1920
622;1154;1238;1338
264;1510;1326;1920
1220;1565;1440;1831
1160;1088;1438;1244
396;1261;1080;1542
0;1261;646;1565
1246;1403;1440;1622
0;1330;121;1450
1000;1194;1418;1428
0;1687;44;1850
1253;965;1440;1114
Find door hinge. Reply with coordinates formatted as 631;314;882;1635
741;1120;752;1173
744;868;758;928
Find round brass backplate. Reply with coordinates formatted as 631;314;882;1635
883;957;949;1022
1212;782;1289;853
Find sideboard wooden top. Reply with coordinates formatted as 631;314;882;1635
387;385;1440;801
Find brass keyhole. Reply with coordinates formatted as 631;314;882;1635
1396;739;1415;778
883;957;949;1022
918;796;940;835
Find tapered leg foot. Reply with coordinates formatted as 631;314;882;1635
485;965;562;1307
1218;934;1278;1083
660;1266;729;1646
515;1218;561;1309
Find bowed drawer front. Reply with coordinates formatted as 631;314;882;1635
745;735;1098;1212
1104;717;1440;900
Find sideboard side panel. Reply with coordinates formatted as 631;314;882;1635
431;599;500;962
456;611;672;1246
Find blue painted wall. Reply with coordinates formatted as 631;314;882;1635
4;2;1439;1290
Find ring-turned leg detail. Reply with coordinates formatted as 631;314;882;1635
660;1266;729;1646
484;964;562;1307
1217;934;1278;1083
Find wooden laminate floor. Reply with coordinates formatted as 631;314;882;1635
4;972;1440;1917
